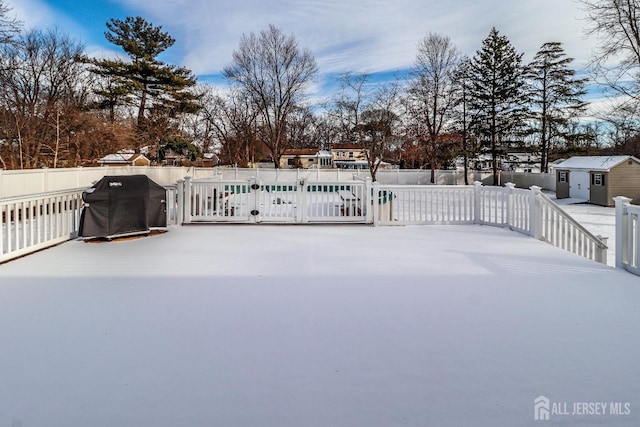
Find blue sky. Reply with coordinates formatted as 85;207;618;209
10;0;600;104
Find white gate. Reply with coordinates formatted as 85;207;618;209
184;178;369;224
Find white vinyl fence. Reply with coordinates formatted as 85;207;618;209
615;196;640;276
1;188;84;263
179;177;369;224
368;182;608;264
1;185;180;264
174;178;607;265
0;171;608;266
0;166;556;198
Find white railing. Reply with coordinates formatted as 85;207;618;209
537;191;608;264
1;179;606;266
0;188;85;264
615;197;640;276
372;184;476;225
370;182;608;264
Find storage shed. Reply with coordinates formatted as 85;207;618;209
79;175;167;239
555;155;640;206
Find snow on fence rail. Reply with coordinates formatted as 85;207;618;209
615;197;640;276
0;188;84;264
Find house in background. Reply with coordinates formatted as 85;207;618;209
555;155;640;206
279;149;333;169
98;150;151;167
330;143;369;169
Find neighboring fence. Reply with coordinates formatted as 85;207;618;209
0;166;220;198
0;166;556;197
615;196;640;276
211;167;556;190
0;188;85;264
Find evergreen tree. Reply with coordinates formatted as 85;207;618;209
451;57;480;185
89;16;200;130
526;42;588;172
468;28;528;185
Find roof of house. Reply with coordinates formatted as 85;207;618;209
99;150;149;165
331;143;366;150
555;155;640;171
281;148;320;157
281;149;332;157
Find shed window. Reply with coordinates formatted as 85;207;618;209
559;171;568;183
592;173;605;186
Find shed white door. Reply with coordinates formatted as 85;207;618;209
569;171;590;201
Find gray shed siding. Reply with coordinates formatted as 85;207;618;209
589;172;609;206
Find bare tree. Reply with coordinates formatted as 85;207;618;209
200;87;262;166
361;83;402;180
223;24;318;168
406;33;461;183
331;72;370;143
328;73;401;180
0;29;86;168
0;0;20;45
579;0;640;99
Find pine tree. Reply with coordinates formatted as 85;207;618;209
89;17;200;129
468;28;528;185
526;42;588;172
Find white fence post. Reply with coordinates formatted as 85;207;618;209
505;182;516;229
184;176;192;224
176;179;185;225
614;196;631;269
473;181;482;224
365;177;373;224
372;181;380;226
529;185;542;239
297;178;306;223
596;235;609;265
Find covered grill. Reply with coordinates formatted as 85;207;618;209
79;175;167;239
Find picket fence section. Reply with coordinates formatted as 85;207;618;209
0;188;84;263
174;178;608;265
615;197;640;275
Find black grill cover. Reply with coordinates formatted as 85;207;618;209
79;175;167;239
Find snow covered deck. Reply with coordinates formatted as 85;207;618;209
1;224;639;426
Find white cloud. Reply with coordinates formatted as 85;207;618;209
109;0;595;80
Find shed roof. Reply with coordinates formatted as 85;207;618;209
555;155;639;171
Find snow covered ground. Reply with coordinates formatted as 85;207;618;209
0;223;639;426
